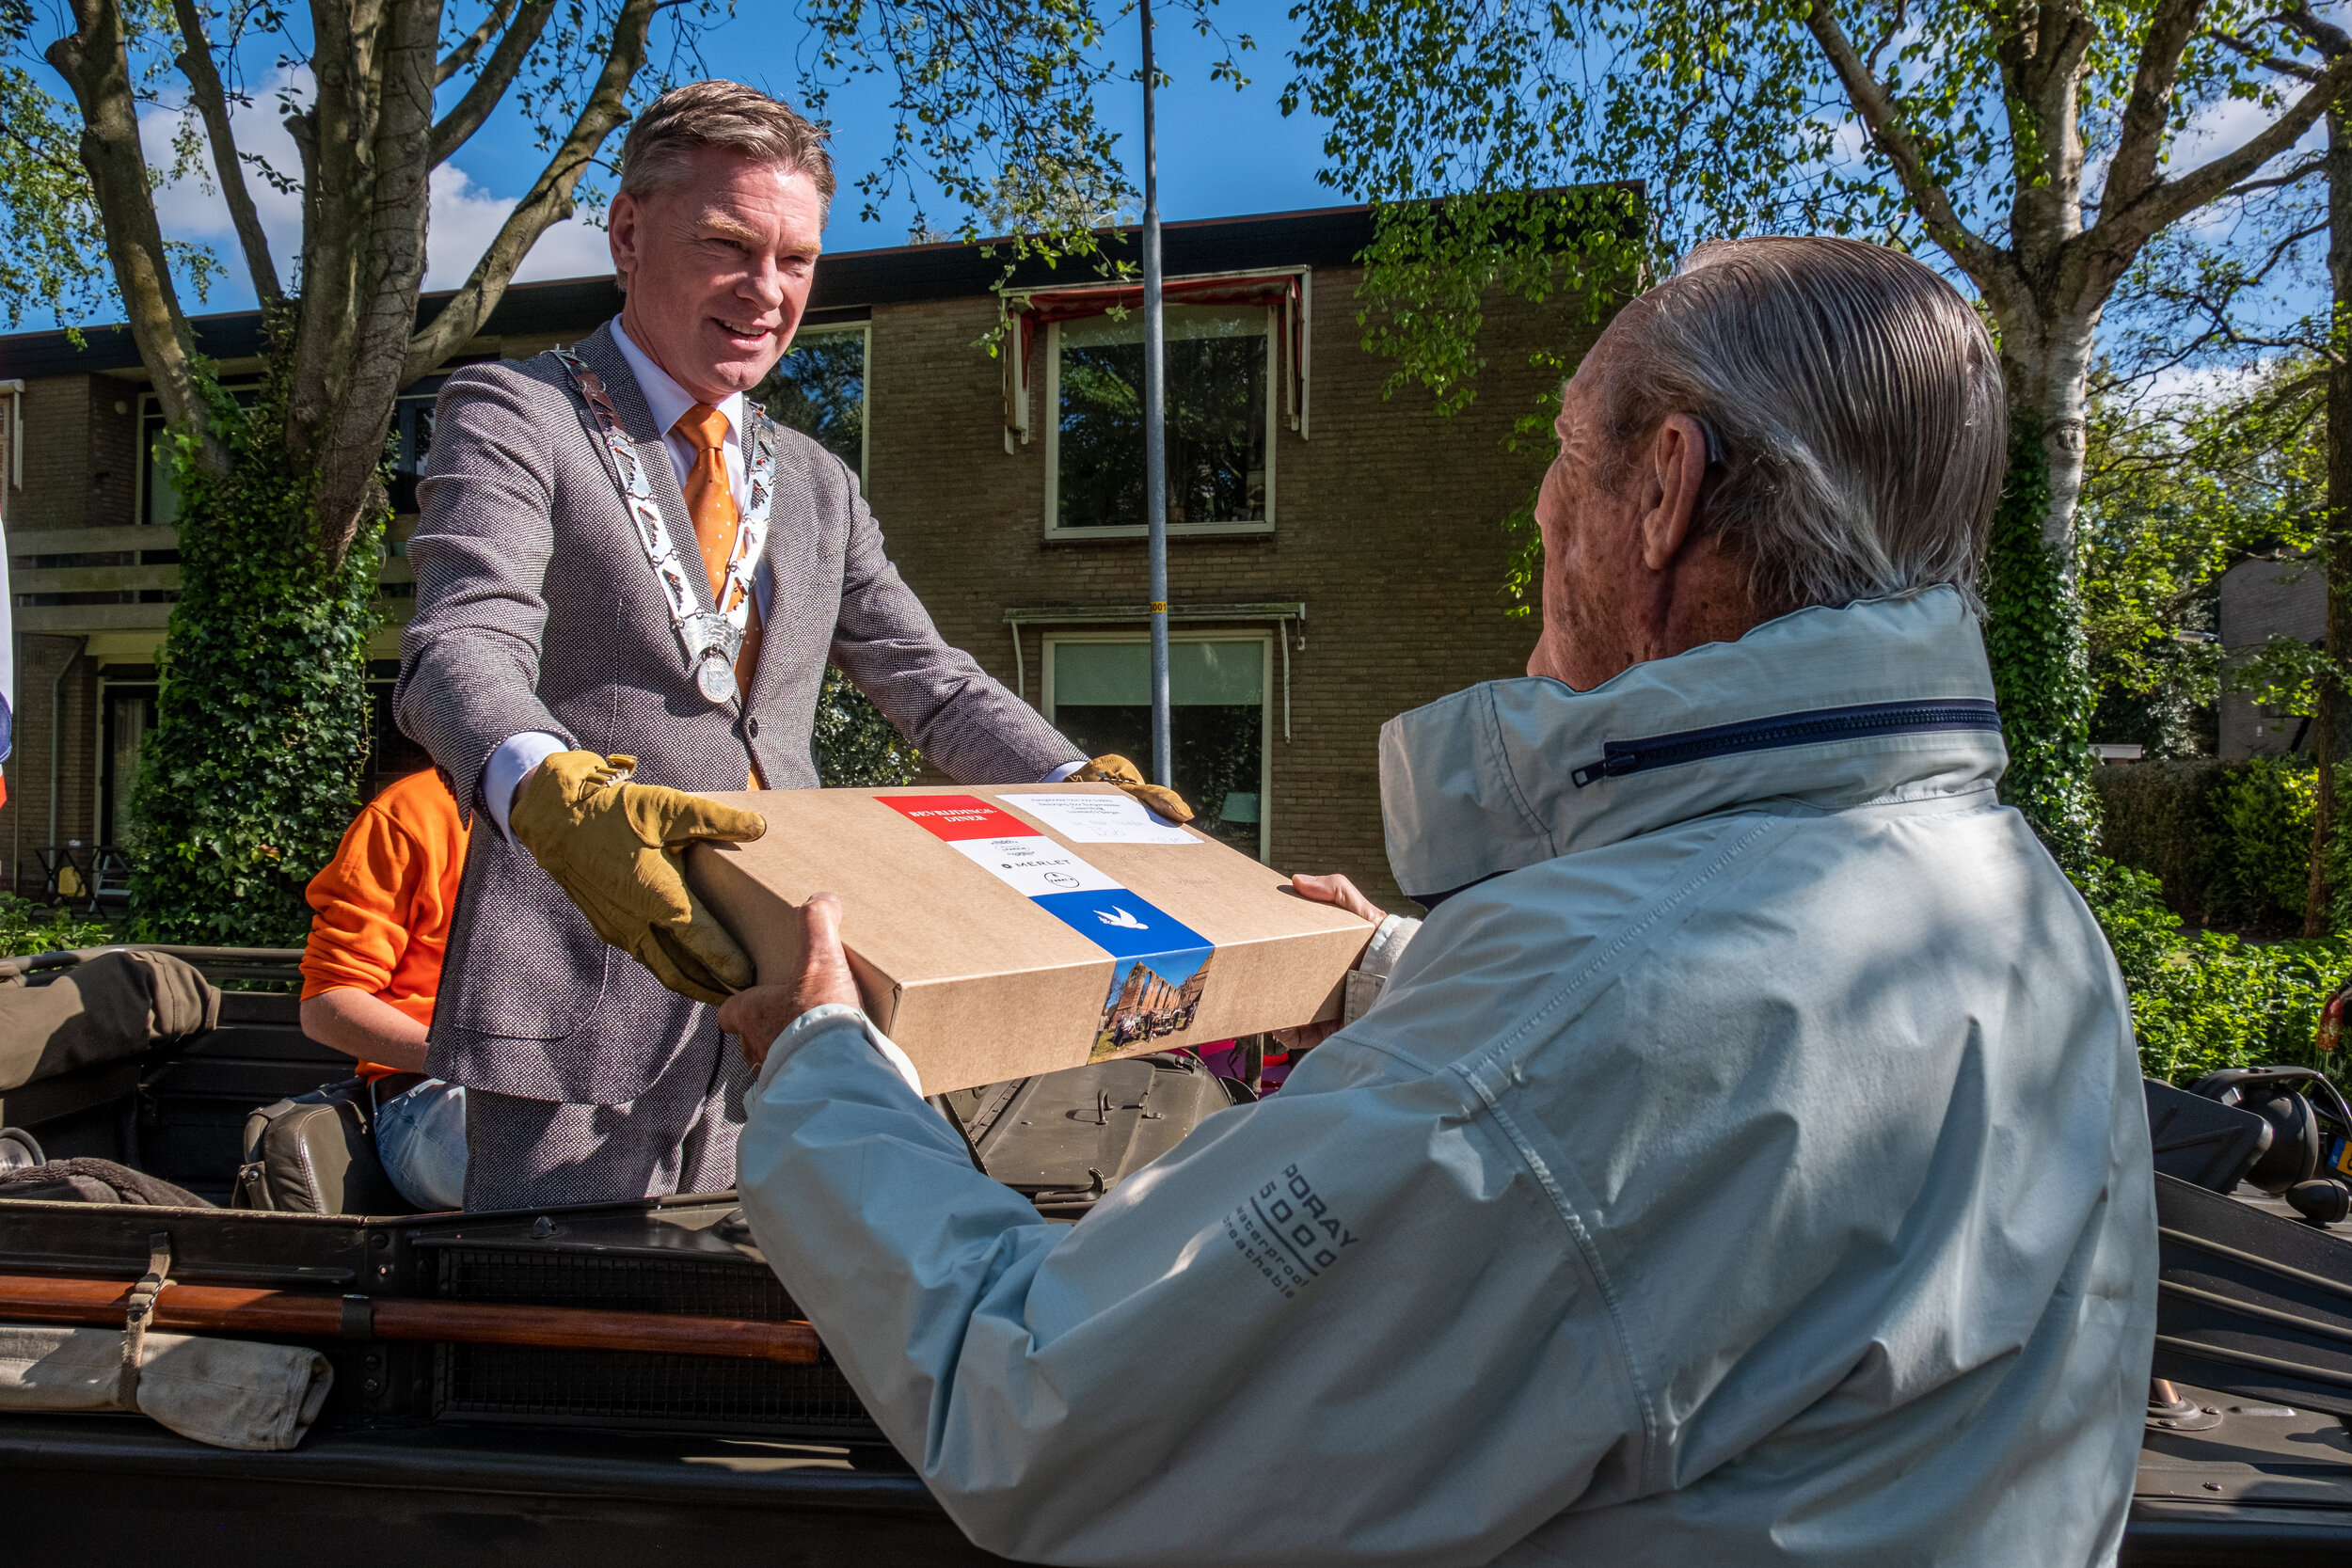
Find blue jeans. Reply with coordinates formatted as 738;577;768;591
376;1079;468;1211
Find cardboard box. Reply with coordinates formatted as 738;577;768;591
684;784;1376;1093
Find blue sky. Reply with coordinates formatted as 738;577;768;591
37;2;1341;333
24;0;2341;404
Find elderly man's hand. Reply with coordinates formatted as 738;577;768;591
1275;873;1389;1053
718;893;862;1070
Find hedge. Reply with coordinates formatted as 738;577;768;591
2091;756;2322;931
2073;857;2351;1088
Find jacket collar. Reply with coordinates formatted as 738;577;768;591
1378;588;2008;902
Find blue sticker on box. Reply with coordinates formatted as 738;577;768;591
883;797;1216;1060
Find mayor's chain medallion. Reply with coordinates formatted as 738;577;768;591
698;650;738;703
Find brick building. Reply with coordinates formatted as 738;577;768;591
1;202;1614;911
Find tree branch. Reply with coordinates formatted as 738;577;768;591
170;0;281;305
2106;0;2219;214
405;0;657;382
2102;45;2352;248
437;0;516;87
431;0;554;166
2229;151;2328;196
2282;4;2352;63
1802;1;2008;288
2213;28;2322;84
45;0;225;469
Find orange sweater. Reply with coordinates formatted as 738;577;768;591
299;768;470;1080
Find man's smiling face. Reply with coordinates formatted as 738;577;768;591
610;143;826;404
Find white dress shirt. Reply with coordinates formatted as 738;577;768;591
483;318;1079;836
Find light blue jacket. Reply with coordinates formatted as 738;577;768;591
737;588;2156;1566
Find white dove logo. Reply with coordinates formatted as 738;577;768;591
1094;906;1149;930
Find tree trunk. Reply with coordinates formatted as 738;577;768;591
2307;100;2352;936
1982;374;2103;868
306;0;437;567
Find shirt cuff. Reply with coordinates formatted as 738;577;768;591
482;732;569;840
1342;913;1422;1024
1042;759;1087;784
755;1002;926;1099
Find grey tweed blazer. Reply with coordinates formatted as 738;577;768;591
397;320;1082;1105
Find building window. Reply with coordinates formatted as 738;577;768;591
1043;634;1268;858
100;684;157;848
139;405;178;528
765;322;868;485
389;389;437;515
1046;304;1274;539
141;388;261;527
367;669;435;800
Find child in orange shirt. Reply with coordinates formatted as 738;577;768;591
298;768;470;1209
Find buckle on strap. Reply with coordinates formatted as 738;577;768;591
117;1230;173;1411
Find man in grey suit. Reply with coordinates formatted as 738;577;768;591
397;82;1163;1211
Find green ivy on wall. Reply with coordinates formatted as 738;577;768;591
129;339;383;946
1981;415;2100;867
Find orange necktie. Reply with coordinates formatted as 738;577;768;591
674;403;765;783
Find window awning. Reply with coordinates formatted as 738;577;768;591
1002;269;1311;452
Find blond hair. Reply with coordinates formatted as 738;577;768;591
1603;236;2008;611
617;81;836;208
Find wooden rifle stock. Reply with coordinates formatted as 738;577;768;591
0;1273;821;1364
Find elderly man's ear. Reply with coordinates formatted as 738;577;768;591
1638;413;1713;572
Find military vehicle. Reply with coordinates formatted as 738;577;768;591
0;944;2348;1564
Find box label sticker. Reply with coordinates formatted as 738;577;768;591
883;795;1216;1060
994;791;1200;846
946;835;1122;896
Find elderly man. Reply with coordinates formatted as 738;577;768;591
397;81;1173;1212
720;237;2157;1564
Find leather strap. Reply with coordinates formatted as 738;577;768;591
117;1230;173;1410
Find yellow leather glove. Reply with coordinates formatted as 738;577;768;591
509;752;768;1006
1073;753;1195;824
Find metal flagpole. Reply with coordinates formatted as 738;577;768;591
1140;0;1172;789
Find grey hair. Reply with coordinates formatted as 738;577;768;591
1599;236;2008;612
617;80;837;209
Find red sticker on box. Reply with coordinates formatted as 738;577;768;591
880;795;1042;842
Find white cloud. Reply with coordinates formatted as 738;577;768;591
142;65;613;304
2137;359;2272;406
425;166;613;289
1823;116;1870;167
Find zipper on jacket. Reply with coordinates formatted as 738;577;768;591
1567;699;2001;789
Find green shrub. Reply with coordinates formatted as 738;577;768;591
2071;856;2351;1089
2212;756;2319;924
2091;756;2328;931
0;895;123;958
131;338;380;947
2090;759;2234;921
